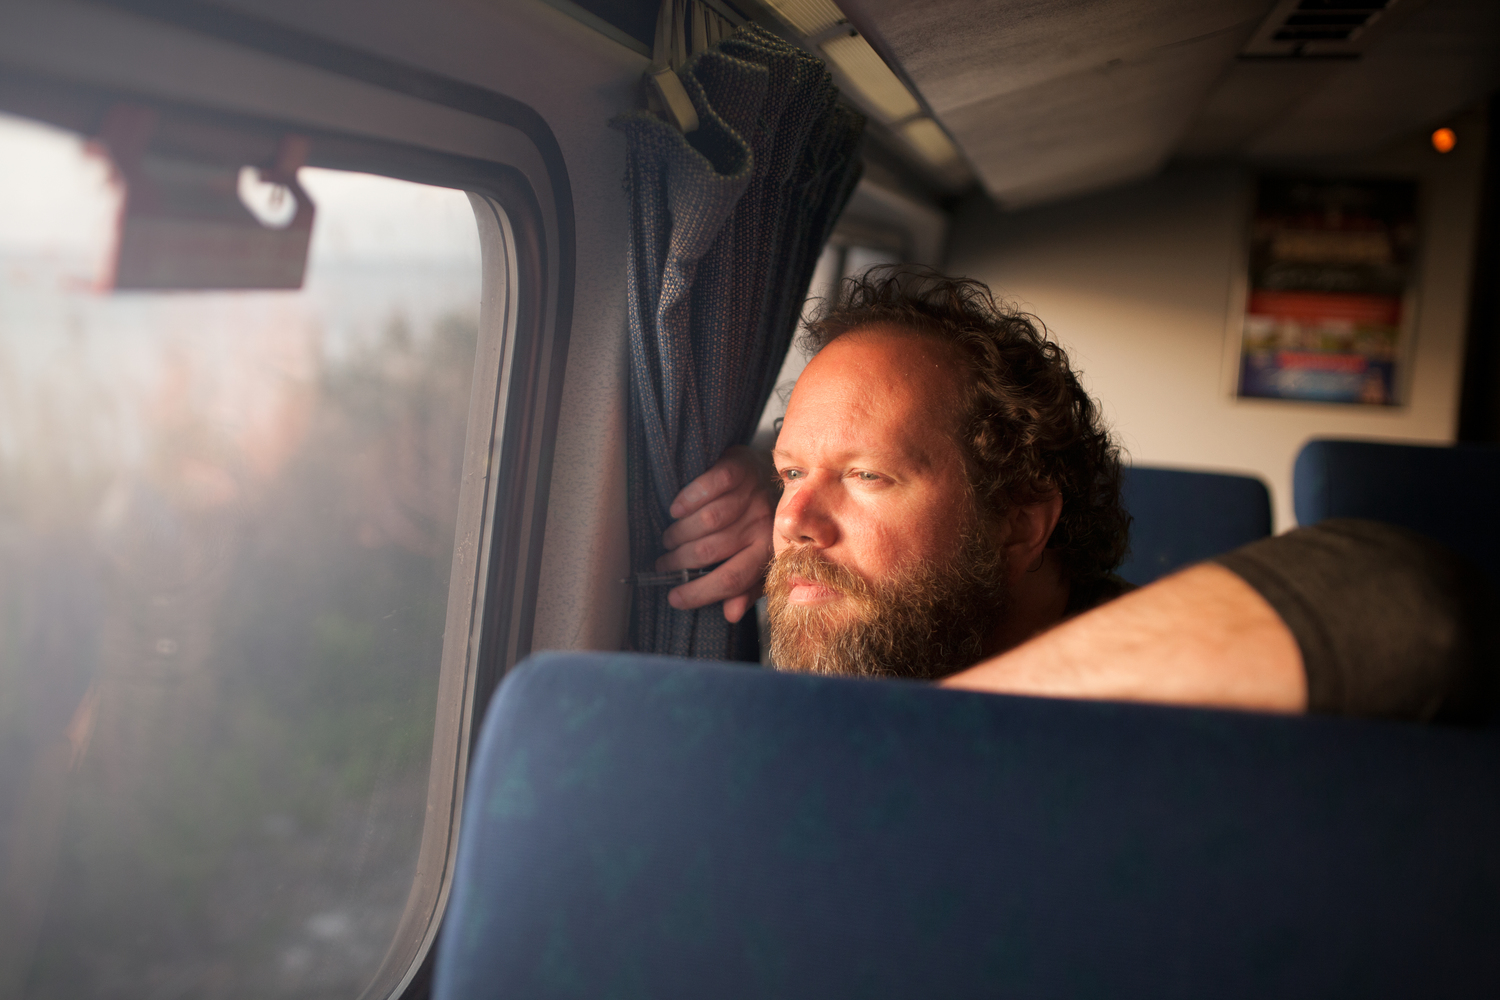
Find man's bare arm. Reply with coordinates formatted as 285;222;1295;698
942;563;1308;713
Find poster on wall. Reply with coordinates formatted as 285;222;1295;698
1237;176;1418;406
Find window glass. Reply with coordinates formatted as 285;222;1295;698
0;111;484;998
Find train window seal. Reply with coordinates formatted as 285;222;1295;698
0;70;571;1000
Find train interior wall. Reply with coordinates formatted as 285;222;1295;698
947;103;1489;531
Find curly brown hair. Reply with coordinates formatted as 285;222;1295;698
801;265;1129;601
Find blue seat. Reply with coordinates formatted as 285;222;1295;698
1117;466;1272;585
435;652;1500;999
1293;439;1500;586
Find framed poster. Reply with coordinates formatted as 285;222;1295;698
1236;176;1418;406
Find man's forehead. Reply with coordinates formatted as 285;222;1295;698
791;330;962;414
777;328;966;463
822;324;959;371
771;428;916;465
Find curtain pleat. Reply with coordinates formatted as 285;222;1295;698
613;24;865;660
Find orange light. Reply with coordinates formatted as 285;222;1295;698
1431;127;1457;153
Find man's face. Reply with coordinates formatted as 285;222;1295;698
767;327;1008;678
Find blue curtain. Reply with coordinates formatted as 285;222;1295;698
614;25;865;659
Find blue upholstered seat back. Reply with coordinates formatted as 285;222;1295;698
435;652;1500;999
1117;466;1273;584
1293;439;1500;586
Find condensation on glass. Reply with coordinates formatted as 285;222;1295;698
0;111;486;998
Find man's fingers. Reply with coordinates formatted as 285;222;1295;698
665;543;769;611
722;584;763;624
723;594;751;623
657;513;772;572
662;485;753;550
655;531;737;572
669;459;745;519
656;446;775;603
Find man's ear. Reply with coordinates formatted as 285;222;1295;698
1002;492;1063;576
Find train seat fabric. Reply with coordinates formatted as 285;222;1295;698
434;652;1500;1000
1293;439;1500;585
1117;466;1272;585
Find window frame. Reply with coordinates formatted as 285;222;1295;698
0;9;576;995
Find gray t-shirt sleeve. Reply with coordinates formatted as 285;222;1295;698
1211;519;1497;722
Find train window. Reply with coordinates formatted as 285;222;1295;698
0;109;489;997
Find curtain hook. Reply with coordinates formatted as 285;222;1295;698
646;0;699;134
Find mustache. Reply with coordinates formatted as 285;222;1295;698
766;545;871;600
765;529;1012;680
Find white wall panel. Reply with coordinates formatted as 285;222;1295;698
948;105;1487;530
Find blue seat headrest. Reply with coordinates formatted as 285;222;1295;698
435;652;1500;999
1117;466;1272;585
1293;439;1500;585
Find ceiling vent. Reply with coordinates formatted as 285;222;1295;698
1241;0;1406;58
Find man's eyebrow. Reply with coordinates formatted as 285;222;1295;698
771;446;928;472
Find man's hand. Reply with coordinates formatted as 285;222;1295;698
658;446;777;623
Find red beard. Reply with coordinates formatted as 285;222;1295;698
765;530;1010;680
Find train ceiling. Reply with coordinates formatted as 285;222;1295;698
838;0;1500;208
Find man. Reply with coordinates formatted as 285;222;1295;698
656;268;1493;720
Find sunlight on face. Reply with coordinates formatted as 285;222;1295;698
771;327;975;589
765;328;1010;677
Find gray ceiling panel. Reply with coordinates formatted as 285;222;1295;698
841;0;1272;205
1246;0;1500;159
944;26;1247;206
1175;60;1345;160
842;0;1499;209
844;0;1272;116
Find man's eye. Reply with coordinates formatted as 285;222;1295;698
780;469;802;482
855;471;880;482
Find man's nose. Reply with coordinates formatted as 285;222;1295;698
776;477;837;548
